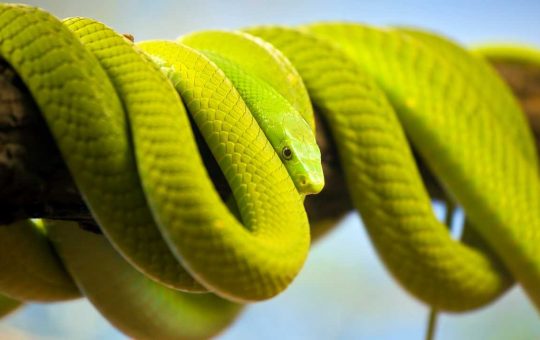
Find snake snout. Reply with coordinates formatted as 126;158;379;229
296;173;325;196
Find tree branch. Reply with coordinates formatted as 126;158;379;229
0;57;538;237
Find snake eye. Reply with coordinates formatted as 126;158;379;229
282;146;293;160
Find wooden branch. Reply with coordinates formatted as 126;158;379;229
490;61;540;150
0;57;538;236
0;60;88;225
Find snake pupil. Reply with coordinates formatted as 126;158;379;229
282;146;293;160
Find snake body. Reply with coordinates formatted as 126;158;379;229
175;31;324;195
0;294;19;319
247;25;540;310
0;3;539;338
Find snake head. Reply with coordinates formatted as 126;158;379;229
279;115;325;195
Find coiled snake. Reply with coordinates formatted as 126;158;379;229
0;4;539;339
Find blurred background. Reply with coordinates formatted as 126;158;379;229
1;0;540;339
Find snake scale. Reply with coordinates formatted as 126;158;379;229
0;3;539;339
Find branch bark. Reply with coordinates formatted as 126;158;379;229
0;57;538;237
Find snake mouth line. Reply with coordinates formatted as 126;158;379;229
0;3;539;339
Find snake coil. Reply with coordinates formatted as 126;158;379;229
0;4;539;339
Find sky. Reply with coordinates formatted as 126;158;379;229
0;0;539;339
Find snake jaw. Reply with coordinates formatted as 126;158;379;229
291;148;325;195
3;5;540;336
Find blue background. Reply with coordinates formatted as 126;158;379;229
1;0;539;339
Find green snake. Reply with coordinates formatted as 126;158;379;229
0;3;539;338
